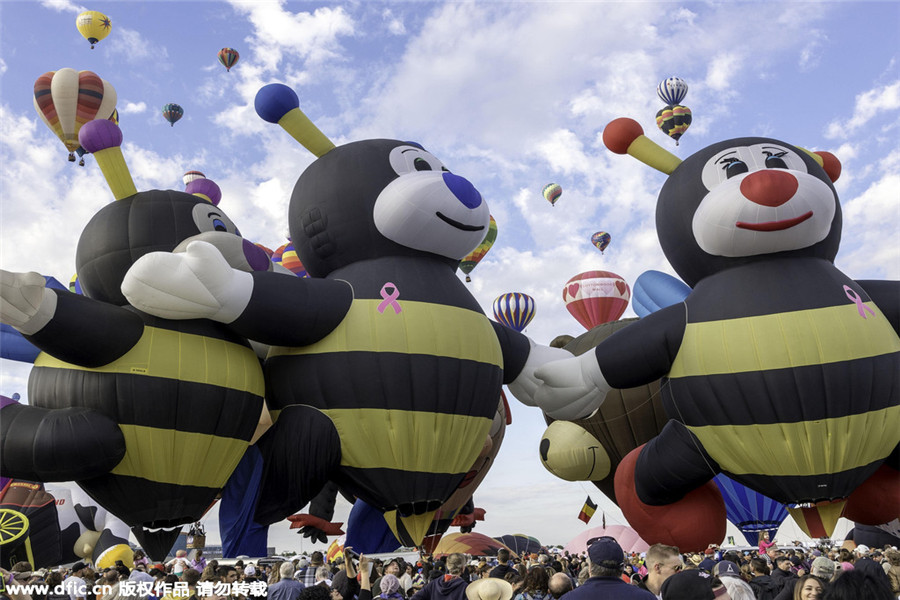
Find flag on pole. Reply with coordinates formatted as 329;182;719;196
578;496;598;524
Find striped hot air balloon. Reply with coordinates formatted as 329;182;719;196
459;215;497;283
656;105;692;145
162;103;183;127
542;183;562;206
657;77;688;106
217;48;240;72
492;292;536;332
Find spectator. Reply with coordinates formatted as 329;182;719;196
190;552;206;574
884;549;900;596
546;573;571;600
759;532;777;558
771;555;799;598
377;575;404;600
166;552;190;579
301;554;325;588
464;579;513;600
748;558;780;600
821;569;893;600
809;558;835;584
489;552;516;581
561;537;654;599
712;562;754;600
659;570;714;600
513;567;550;600
410;553;469;600
637;544;682;599
269;562;306;600
790;574;824;600
63;563;89;600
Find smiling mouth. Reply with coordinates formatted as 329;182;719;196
436;212;485;231
736;211;813;232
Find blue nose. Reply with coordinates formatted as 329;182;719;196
443;172;482;209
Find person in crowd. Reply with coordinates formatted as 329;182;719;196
808;557;835;585
297;587;331;600
489;552;516;581
268;562;306;600
132;551;149;571
166;552;190;580
44;571;69;600
659;570;715;600
300;554;325;588
189;552;206;575
313;567;331;589
884;549;900;596
399;564;415;595
821;568;893;600
410;554;469;600
789;574;824;600
464;579;513;600
63;563;89;600
512;567;550;600
637;544;682;599
377;575;404;600
561;537;654;599
546;573;571;600
373;561;403;596
759;532;777;558
748;558;781;600
713;560;755;600
502;574;522;597
771;555;800;597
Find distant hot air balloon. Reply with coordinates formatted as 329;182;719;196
657;77;688;106
217;48;240;72
183;170;206;187
459;215;497;282
33;69;117;162
75;11;111;49
591;231;611;254
162;103;183;127
272;241;309;278
563;270;630;330
492;293;536;332
542;183;562;206
656;105;692;145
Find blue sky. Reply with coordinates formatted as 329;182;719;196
1;1;898;554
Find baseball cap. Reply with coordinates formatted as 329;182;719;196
713;561;740;578
71;562;87;573
659;569;714;600
586;536;624;568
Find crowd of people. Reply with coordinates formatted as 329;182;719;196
3;537;899;600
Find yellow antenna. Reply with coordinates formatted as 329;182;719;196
255;83;335;157
603;118;682;175
77;120;137;200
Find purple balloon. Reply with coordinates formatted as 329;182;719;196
185;178;222;206
78;119;123;153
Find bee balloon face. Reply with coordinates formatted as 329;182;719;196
76;190;245;305
656;137;842;287
288;140;489;278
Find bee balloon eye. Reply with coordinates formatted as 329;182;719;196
765;155;788;169
414;157;432;171
724;159;748;178
213;219;227;231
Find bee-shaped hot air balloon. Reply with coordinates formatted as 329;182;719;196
0;120;279;560
121;83;572;548
534;117;900;550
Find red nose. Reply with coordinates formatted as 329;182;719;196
739;170;799;207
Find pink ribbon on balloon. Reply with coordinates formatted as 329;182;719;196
843;285;875;319
377;282;402;314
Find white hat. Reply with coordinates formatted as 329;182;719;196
855;545;870;554
465;578;513;600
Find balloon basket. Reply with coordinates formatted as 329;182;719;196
186;534;206;549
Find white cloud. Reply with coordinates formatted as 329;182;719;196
104;27;170;66
382;8;406;35
825;81;900;139
119;101;147;115
39;0;83;12
228;2;355;73
704;52;741;92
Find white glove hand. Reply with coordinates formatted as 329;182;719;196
121;240;253;322
0;270;57;335
534;351;610;421
507;340;572;407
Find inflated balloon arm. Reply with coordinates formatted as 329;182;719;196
255;83;336;158
0;396;125;482
531;350;610;421
603;118;682;175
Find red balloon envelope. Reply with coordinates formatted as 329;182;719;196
563;271;630;330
